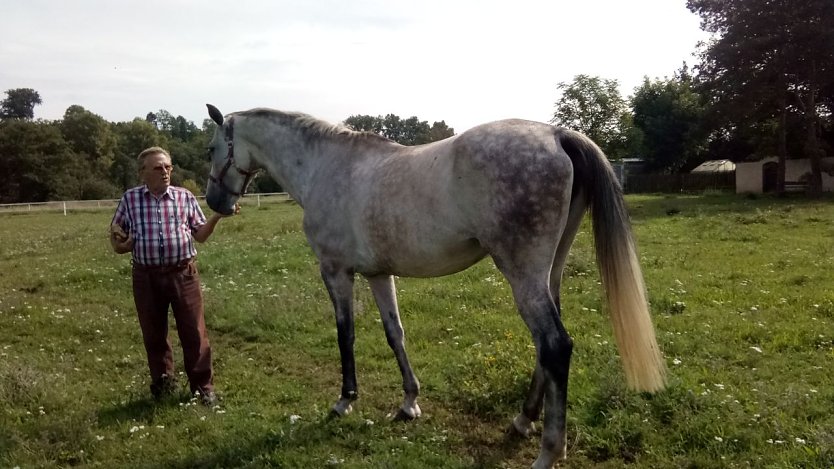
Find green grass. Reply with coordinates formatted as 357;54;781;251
1;193;833;468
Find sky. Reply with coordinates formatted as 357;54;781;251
1;0;710;133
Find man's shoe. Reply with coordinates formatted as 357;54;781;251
150;374;178;399
195;389;218;407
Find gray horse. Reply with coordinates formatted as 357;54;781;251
204;104;665;469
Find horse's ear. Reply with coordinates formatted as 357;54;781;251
206;104;224;126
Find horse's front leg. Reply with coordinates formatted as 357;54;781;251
321;263;357;416
367;275;421;421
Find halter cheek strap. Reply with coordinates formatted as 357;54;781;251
208;118;259;197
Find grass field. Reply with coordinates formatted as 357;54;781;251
1;193;833;468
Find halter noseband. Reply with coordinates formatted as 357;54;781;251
208;118;259;198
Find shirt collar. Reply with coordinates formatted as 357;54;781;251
142;184;173;200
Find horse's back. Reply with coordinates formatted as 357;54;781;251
448;120;575;242
349;120;574;277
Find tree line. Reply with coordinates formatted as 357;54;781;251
1;0;832;202
0;97;455;204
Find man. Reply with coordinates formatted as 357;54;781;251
110;146;237;406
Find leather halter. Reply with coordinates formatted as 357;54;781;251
208;118;259;197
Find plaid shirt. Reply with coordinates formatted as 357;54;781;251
111;185;207;266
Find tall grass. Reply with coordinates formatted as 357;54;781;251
1;194;832;468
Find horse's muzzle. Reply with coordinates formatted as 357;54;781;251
206;189;236;215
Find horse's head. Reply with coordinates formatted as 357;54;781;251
205;104;259;215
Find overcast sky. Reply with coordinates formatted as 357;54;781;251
2;0;709;133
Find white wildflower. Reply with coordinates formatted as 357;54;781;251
290;414;301;424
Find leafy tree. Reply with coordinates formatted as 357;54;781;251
551;75;633;159
344;114;454;145
167;138;209;189
0;120;77;202
427;120;455;142
0;88;42;120
152;109;176;133
343;114;383;135
180;178;201;196
111;118;165;190
171;115;199;142
688;0;834;194
201;118;218;133
631;70;707;172
61;105;117;168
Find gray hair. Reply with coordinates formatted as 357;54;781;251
137;146;171;170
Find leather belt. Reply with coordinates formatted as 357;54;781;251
132;258;194;273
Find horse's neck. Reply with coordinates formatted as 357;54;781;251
249;124;352;206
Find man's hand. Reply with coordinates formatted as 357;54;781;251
110;223;134;253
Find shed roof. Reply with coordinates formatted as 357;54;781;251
691;160;736;173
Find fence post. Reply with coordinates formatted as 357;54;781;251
257;194;261;208
63;202;67;216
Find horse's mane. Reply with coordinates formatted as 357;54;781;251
237;108;394;145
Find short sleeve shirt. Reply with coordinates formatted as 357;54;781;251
111;185;207;266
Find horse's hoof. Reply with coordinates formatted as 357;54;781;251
392;404;421;422
331;400;353;417
511;414;536;438
531;444;567;469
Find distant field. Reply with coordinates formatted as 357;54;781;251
1;193;832;468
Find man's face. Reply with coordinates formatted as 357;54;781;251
141;152;173;195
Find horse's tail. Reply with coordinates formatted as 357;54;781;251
557;128;666;393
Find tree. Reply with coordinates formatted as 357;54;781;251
0;120;80;202
343;114;383;135
427;121;455;143
111;118;165;190
343;114;454;145
688;0;834;194
631;69;707;172
551;75;633;159
61;105;117;168
0;88;42;120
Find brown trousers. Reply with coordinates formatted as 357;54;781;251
132;259;213;393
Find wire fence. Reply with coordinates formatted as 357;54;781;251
0;192;293;216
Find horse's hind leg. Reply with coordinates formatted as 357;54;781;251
513;191;587;439
491;251;572;468
367;275;421;420
512;362;545;438
321;263;358;416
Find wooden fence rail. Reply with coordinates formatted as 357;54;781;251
0;192;292;215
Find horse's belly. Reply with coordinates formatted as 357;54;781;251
362;237;487;278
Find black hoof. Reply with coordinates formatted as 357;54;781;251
392;409;417;422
